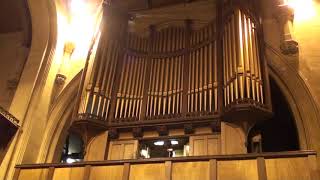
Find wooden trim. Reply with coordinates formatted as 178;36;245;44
122;163;130;180
83;165;91;180
108;114;220;128
308;154;320;180
209;159;217;180
257;157;267;180
46;167;55;180
108;18;129;123
182;20;192;115
165;161;172;180
140;27;155;120
216;0;224;114
15;151;316;169
12;168;21;180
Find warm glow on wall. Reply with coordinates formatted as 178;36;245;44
286;0;316;21
55;0;102;80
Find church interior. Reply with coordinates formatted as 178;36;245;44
0;0;320;179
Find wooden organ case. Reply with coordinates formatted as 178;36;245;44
71;0;272;158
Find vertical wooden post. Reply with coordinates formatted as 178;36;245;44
46;167;55;180
122;163;131;180
83;165;92;180
257;157;267;180
140;26;155;120
182;20;192;116
308;154;320;180
216;0;224;114
257;22;272;110
209;159;217;180
165;161;172;180
108;10;129;123
12;168;21;180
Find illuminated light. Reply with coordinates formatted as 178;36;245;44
154;141;165;146
171;140;179;145
66;158;76;164
286;0;316;21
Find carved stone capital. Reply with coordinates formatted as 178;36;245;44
280;39;299;55
275;5;295;25
55;74;67;86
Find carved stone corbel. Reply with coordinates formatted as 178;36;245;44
132;127;143;138
276;5;299;55
184;124;194;134
157;126;168;136
108;128;119;139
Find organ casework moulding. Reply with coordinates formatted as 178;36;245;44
70;0;273;159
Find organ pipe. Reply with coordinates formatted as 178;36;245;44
222;8;266;110
76;3;271;126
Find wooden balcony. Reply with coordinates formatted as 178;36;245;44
14;150;319;180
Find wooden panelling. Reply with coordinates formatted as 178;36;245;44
89;165;124;180
53;167;85;180
190;135;220;156
129;163;165;180
108;140;138;160
217;160;258;180
15;151;318;180
172;162;209;180
265;157;311;180
18;169;48;180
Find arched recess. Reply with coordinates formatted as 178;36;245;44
0;0;58;179
37;71;81;163
265;44;320;154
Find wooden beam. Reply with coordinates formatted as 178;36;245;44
209;159;217;180
182;20;192;115
140;26;155;120
216;0;224;114
83;165;92;180
46;167;55;180
165;161;172;180
308;154;320;180
257;157;267;180
122;163;131;180
12;168;21;180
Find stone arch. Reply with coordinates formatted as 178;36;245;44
0;0;58;178
265;44;320;153
37;71;81;163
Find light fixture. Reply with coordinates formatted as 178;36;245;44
154;141;164;146
286;0;316;21
66;158;76;164
171;140;179;145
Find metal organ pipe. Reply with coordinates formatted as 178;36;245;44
222;8;266;109
76;6;268;125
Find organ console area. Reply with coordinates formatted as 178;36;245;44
71;0;273;161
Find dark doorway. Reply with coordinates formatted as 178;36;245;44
60;133;84;163
248;77;300;153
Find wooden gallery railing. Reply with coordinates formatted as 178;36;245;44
75;1;271;127
14;151;319;180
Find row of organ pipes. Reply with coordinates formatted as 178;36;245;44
77;7;269;124
223;9;264;108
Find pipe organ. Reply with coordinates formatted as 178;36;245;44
72;0;272;150
223;9;265;111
